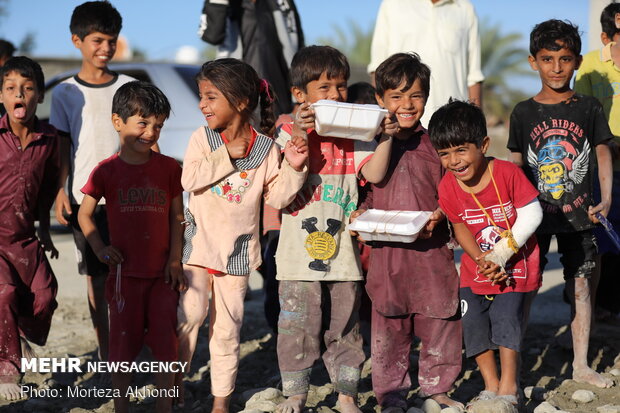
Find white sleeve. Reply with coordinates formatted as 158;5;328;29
465;2;485;86
512;199;543;248
484;199;542;269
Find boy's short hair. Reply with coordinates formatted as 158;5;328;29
601;2;620;41
374;52;431;98
529;19;581;57
112;81;171;122
0;56;45;94
70;1;122;40
0;39;16;60
347;82;377;105
290;45;350;91
428;100;487;150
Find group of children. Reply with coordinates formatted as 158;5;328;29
0;1;617;413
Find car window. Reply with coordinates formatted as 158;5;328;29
175;66;200;97
39;70;153;122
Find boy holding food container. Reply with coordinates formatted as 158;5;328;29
350;53;464;412
273;45;396;413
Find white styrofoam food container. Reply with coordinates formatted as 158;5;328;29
348;209;433;243
311;100;388;141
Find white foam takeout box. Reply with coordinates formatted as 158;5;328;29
348;209;433;243
310;100;388;141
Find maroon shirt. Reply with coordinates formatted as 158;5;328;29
362;126;459;318
0;115;60;243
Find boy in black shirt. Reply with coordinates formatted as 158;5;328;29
507;19;614;388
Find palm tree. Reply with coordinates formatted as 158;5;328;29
317;20;373;66
479;18;535;124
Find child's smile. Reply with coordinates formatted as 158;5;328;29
376;78;426;137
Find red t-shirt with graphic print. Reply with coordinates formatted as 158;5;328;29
81;152;183;278
438;159;542;295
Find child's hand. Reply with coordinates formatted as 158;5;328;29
349;209;366;242
55;188;72;226
293;103;316;132
165;260;187;292
588;200;611;224
225;136;251;159
476;253;509;286
284;135;309;172
96;245;123;266
418;208;445;239
37;227;59;259
380;112;399;137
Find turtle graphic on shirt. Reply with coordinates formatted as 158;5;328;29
301;217;341;272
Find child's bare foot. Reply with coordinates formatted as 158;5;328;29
0;383;24;401
336;394;362;413
431;393;464;410
573;367;614;388
211;395;231;413
277;393;307;413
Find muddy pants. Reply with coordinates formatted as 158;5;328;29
277;280;365;397
0;240;57;383
371;306;462;408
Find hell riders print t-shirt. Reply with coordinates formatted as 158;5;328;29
507;94;613;233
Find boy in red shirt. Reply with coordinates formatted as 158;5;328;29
78;81;185;413
430;100;543;408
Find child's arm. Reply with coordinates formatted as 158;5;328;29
165;194;187;292
37;136;62;259
78;194;123;266
181;129;237;192
55;133;73;226
589;143;613;223
479;199;542;273
359;114;398;183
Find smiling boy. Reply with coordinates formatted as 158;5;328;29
507;19;614;388
430;100;543;408
352;53;464;412
78;81;185;413
50;1;136;365
0;57;60;400
274;45;396;413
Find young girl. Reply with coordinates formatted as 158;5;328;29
176;58;308;413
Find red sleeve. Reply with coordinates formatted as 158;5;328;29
502;160;539;208
437;174;462;224
80;164;105;201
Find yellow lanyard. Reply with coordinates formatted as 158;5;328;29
468;162;519;254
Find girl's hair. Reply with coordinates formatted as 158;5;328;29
196;58;276;136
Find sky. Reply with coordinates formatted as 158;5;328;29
0;0;592;92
